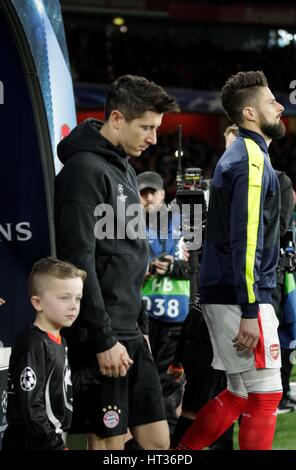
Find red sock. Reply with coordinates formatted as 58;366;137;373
239;392;282;450
178;389;247;450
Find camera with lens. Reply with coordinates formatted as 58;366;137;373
172;125;209;301
173;126;208;250
175;167;208;242
148;253;172;276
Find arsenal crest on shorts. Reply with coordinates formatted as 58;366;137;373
270;344;280;360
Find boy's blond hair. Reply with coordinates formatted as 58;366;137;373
28;257;87;297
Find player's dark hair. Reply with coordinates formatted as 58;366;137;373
105;74;180;121
221;71;268;125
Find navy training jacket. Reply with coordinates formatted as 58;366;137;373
199;128;280;319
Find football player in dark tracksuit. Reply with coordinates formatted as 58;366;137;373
55;75;179;450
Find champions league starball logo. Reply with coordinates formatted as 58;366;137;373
20;367;36;392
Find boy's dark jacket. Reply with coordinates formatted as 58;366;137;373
3;326;71;450
55;119;149;353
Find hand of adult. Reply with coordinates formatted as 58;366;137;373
153;255;174;275
232;318;260;352
96;342;133;378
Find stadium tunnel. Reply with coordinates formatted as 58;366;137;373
0;0;76;445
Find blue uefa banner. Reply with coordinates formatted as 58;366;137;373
0;0;76;445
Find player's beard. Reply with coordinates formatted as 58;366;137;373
260;119;286;140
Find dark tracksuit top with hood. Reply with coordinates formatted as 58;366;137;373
55;119;149;353
199;128;280;319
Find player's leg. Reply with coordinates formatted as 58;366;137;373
177;304;249;450
87;432;126;450
130;420;169;450
237;304;282;450
149;319;184;436
128;336;170;450
177;373;247;450
238;368;282;450
83;344;131;450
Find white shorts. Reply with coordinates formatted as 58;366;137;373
202;303;281;374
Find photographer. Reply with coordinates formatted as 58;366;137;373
137;171;189;436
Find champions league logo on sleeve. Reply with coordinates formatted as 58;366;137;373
20;367;36;392
118;184;127;202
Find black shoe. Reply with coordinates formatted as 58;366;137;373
285;396;296;410
276;399;294;415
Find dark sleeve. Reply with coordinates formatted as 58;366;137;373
55;201;116;353
12;340;66;450
138;299;149;335
277;171;294;239
172;294;203;364
55;161;117;353
172;312;191;364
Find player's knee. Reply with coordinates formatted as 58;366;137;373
135;422;170;450
139;432;170;450
246;391;282;414
148;433;170;450
226;372;248;398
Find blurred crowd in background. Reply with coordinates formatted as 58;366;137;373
130;131;296;202
62;5;296;196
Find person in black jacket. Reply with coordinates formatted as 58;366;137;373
54;75;179;450
2;257;86;450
